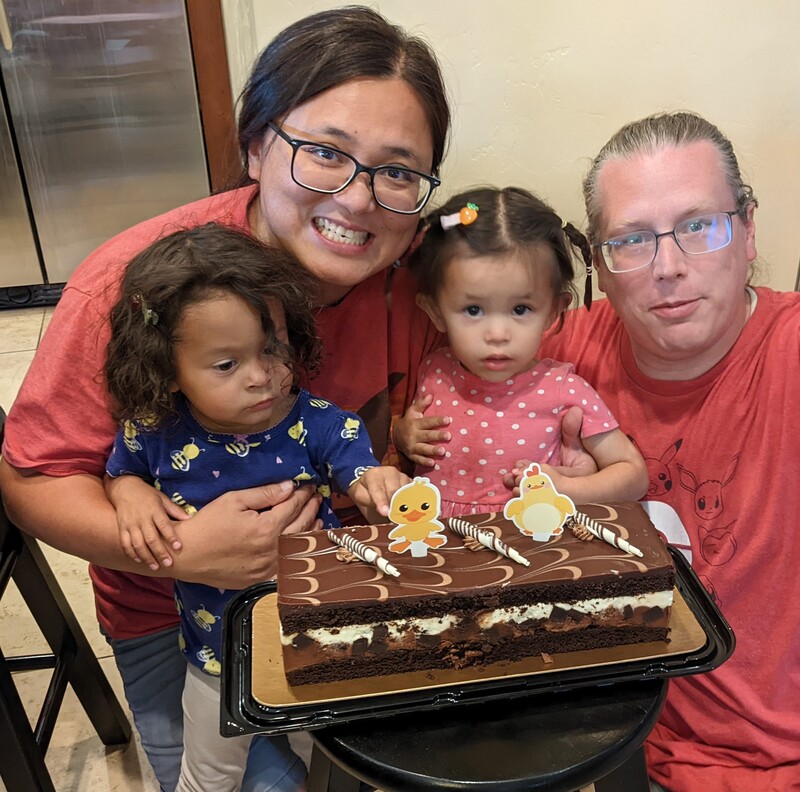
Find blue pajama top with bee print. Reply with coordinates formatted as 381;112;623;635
106;389;379;677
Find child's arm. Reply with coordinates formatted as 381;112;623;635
322;407;412;522
348;466;412;524
104;474;188;571
539;428;648;504
394;393;452;467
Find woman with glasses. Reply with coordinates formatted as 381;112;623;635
0;7;449;791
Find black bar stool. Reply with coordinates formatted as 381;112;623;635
307;678;667;792
0;407;132;792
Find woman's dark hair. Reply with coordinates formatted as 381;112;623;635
411;187;593;316
105;223;321;427
238;5;450;177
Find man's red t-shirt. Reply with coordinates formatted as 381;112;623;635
540;289;800;791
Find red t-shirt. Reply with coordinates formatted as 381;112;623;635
3;186;440;640
540;288;800;791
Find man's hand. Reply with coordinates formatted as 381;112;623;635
394;394;451;467
502;407;597;494
557;406;598;476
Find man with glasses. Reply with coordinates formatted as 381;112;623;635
537;112;800;791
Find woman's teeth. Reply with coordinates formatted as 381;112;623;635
314;218;369;245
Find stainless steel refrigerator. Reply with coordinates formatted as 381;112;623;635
0;0;209;306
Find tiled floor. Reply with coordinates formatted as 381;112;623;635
0;306;160;792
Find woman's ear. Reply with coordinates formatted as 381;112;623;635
416;293;447;333
398;222;429;267
247;136;267;182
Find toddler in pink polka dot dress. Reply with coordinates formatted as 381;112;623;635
397;187;648;517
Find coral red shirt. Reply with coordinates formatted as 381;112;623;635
3;186;440;639
540;289;800;792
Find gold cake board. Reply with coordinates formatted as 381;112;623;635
250;587;704;708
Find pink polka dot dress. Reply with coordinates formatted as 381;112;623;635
414;348;619;517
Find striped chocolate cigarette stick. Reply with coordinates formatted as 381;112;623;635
574;512;644;558
447;518;530;567
326;530;401;577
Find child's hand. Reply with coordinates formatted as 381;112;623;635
503;459;532;496
348;466;412;523
104;475;189;570
394;394;451;467
536;464;571;496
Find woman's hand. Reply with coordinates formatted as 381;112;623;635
104;474;187;571
170;482;322;588
348;466;412;523
394;394;451;467
1;461;321;588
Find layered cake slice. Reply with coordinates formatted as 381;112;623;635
277;502;674;686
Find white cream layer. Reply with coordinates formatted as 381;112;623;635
280;590;673;647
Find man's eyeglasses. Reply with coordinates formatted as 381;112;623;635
268;122;440;215
597;210;743;273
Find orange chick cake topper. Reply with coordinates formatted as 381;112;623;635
503;463;576;542
387;477;447;557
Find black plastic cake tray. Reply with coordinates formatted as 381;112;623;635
221;547;734;737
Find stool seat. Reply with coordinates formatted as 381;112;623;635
310;678;667;792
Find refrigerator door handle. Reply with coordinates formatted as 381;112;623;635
0;0;11;52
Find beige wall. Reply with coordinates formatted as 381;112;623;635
221;1;800;291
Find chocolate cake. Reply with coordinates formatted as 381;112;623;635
277;502;674;686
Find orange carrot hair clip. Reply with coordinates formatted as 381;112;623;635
439;202;479;230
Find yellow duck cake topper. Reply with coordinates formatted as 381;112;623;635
387;477;447;557
503;463;576;542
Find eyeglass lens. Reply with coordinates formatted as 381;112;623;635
602;212;734;272
292;144;431;213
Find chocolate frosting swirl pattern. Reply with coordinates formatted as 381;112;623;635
279;503;669;610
